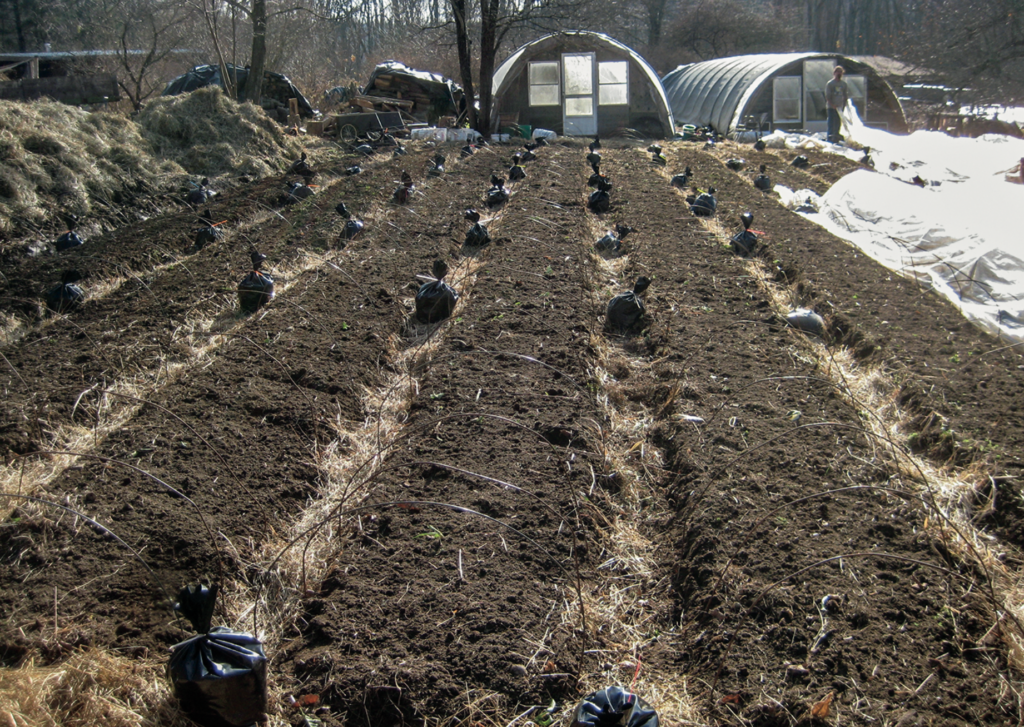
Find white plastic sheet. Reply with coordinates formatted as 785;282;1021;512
772;105;1024;345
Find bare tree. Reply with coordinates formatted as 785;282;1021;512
900;0;1024;101
447;0;593;134
113;0;190;109
659;0;799;64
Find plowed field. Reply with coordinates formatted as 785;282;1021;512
2;135;1023;727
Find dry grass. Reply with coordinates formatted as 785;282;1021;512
0;100;182;238
137;86;302;178
549;165;707;726
0;650;193;727
0;87;306;244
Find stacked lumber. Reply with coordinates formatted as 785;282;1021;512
368;74;439;117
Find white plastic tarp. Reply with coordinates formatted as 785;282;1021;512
767;109;1024;346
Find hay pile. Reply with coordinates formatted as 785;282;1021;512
0;87;301;242
137;86;302;178
0;100;181;237
0;649;194;726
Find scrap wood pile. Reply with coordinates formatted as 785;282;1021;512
357;62;461;122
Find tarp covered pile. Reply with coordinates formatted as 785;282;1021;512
163;64;313;119
768;108;1024;346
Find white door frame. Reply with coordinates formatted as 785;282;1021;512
562;52;597;136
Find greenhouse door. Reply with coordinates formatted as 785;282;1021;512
562;53;597;136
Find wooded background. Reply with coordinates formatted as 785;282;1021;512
0;0;1019;123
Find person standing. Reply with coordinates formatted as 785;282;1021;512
825;66;850;144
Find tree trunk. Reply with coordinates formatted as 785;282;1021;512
248;0;267;108
478;0;499;135
12;0;26;53
450;0;478;130
646;0;667;48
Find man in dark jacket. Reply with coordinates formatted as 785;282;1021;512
825;66;850;144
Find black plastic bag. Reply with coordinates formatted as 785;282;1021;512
428;154;446;177
753;164;771;191
55;231;84;252
606;277;650;331
194;210;224;250
690;188;717;217
394;171;415;204
45;271;84;313
486;175;509;207
730;212;757;257
572;686;659;727
465;222;491;247
791;155;809;168
588;178;612;214
509;153;526;181
286;181;315;203
595;224;634;255
167;584;268;727
187;178;213;206
670;167;691;189
415;260;458;324
336;202;364;241
238;252;274;313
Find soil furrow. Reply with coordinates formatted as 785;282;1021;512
594;145;1011;725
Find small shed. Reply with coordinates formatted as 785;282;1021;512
661;53;907;137
492;31;674;138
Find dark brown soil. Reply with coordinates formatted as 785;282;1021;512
1;135;1022;727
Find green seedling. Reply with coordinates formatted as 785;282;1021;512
415;525;444;540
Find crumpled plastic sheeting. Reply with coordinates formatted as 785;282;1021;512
572;686;659;727
780;106;1024;345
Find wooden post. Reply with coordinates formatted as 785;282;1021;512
287;98;300;127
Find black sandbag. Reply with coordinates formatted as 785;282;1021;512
689;188;717;217
167;584;268;727
606;277;650;331
415;260;458;324
187;178;213;206
753;164;771;191
465;222;491;247
595;224;634;255
45;271;84;313
731;229;757;256
55;231;84;252
670;167;691;189
342;218;364;240
486;175;509;207
509;153;526;181
335;202;364;241
194;225;223;250
428;154;446;177
394;171;415;204
286;181;315;203
730;212;757;256
238;252;274;313
572;686;659;727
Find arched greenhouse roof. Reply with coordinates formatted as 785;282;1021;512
493;31;674;136
661;52;905;134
